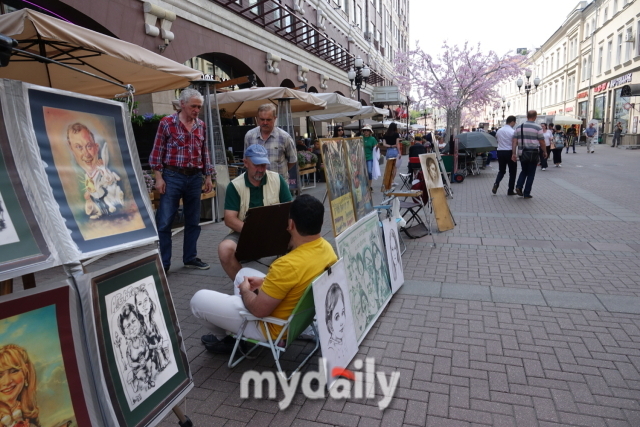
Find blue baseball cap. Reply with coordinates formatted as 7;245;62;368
244;144;270;165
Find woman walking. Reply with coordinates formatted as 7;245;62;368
540;123;552;170
382;122;402;163
552;125;565;167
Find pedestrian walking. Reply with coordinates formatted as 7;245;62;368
565;126;577;154
540;123;552;170
492;115;517;196
150;88;214;273
551;125;565;167
584;123;597;153
612;122;623;147
512;110;546;199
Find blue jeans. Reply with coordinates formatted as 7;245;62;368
386;147;398;158
516;158;537;197
156;169;203;267
366;160;373;180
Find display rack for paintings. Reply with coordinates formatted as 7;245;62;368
419;153;455;233
381;157;397;194
0;79;194;427
432;138;453;198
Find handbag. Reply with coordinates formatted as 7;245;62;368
554;134;565;149
519;125;539;163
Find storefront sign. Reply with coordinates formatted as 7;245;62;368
565;107;574;112
594;82;608;93
548;111;556;115
577;91;589;99
610;73;632;88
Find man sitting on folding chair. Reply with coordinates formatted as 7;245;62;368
190;195;337;353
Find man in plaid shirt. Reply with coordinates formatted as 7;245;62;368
244;103;297;179
149;88;214;273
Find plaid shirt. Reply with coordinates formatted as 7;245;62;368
244;126;296;177
149;113;214;176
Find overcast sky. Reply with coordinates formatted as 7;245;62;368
409;0;586;57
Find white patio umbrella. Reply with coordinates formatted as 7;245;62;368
550;115;582;125
0;9;202;97
291;92;361;118
214;86;326;118
310;105;389;122
343;119;407;130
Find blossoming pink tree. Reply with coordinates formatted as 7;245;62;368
394;42;523;138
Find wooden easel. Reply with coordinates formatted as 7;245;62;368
432;140;453;198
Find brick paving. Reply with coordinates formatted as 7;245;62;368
19;144;640;426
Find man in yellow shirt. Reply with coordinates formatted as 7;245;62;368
190;195;337;353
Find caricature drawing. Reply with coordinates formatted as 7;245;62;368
325;283;346;358
118;303;153;394
133;286;170;372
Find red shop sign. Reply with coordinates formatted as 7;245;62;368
565;107;574;112
594;82;608;93
577;92;588;99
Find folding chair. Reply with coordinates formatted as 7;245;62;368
228;283;319;380
399;172;413;191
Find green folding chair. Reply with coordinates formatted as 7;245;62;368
228;283;319;380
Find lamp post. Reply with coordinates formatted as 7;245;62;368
501;96;511;123
348;55;370;132
516;69;541;113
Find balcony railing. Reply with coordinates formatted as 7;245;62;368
210;0;385;85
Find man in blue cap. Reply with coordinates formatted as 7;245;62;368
218;144;292;280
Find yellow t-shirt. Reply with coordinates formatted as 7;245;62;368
260;238;337;339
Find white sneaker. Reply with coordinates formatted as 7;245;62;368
541;168;546;171
558;164;562;167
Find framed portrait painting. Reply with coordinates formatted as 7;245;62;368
343;137;373;221
0;282;102;427
0;95;56;280
311;259;358;390
381;217;404;294
320;138;355;236
78;250;192;427
336;212;392;344
20;83;156;260
419;153;443;190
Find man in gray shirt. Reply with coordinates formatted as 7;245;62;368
492;115;517;196
511;110;546;199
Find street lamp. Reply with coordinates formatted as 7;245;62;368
516;69;541;113
348;55;370;132
501;96;511;123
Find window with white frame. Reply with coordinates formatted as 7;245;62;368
556;49;560;69
586;23;590;37
613;0;618;14
607;40;612;69
562;45;566;66
357;5;362;28
591;19;595;34
603;7;608;22
625;27;632;61
554;84;558;104
597;46;603;74
351;0;356;23
582;58;587;80
616;33;622;65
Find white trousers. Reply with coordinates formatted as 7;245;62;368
190;267;267;341
586;137;595;152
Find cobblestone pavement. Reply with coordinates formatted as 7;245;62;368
25;144;640;426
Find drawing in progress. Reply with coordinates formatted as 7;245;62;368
105;275;178;411
382;218;404;293
336;212;392;343
419;153;443;190
311;259;358;389
343;138;373;220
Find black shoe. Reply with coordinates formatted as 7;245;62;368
201;334;235;353
184;258;210;270
492;184;498;194
163;265;170;276
516;188;523;196
524;195;533;199
507;191;516;195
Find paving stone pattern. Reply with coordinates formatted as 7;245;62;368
20;145;640;426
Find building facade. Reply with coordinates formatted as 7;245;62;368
2;0;409;119
498;0;639;143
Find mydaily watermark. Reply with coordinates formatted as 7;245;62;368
240;358;400;410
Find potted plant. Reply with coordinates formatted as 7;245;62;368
297;151;318;169
401;140;411;155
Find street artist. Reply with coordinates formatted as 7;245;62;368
218;144;292;280
192;195;337;353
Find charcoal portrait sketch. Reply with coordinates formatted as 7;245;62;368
105;276;177;411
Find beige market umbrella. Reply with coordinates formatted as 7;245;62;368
290;92;360;118
550;115;582;125
215;86;326;118
0;9;202;97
